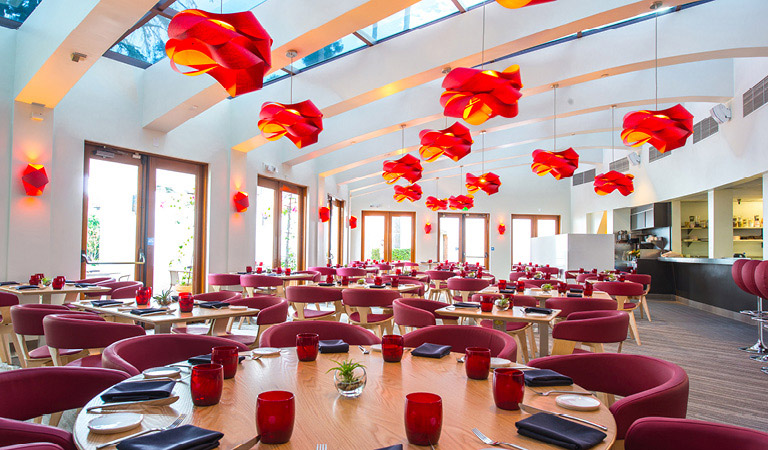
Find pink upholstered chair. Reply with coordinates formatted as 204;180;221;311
285;285;343;321
171;291;243;336
425;270;454;301
383;275;425;297
576;273;598;283
288;270;322;284
336;267;367;280
392;298;457;332
593;281;644;345
549;310;629;355
308;266;337;277
240;274;284;297
10;305;94;368
193;291;242;303
260;321;380;347
207;273;243;292
342;288;399;336
508;271;527;281
1;443;65;450
473;293;537;362
447;277;490;303
544;297;618;320
536;266;560;276
43;314;145;367
83;281;142;299
529;353;689;442
523;279;552;288
0;367;128;445
403;325;517;360
102;334;249;376
625;417;768;450
621;273;652;321
0;292;19;365
226;295;289;346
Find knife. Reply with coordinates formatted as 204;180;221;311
231;435;260;450
520;404;608;431
86;395;180;412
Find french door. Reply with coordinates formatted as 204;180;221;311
255;177;306;270
81;143;207;293
510;214;561;266
361;211;415;262
327;197;345;265
437;213;489;267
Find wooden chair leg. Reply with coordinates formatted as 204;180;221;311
514;331;530;363
641;296;652;322
628;312;641;345
617;341;624;353
0;334;10;364
525;326;538;359
49;347;64;366
48;411;63;427
14;334;29;369
550;339;577;356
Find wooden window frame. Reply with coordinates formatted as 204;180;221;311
510;214;561;267
360;211;416;262
327;196;345;265
257;176;307;270
437;212;490;268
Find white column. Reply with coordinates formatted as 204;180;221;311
708;189;733;258
763;173;768;259
671;201;682;254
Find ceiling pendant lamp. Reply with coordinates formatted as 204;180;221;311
621;6;692;153
465;132;501;195
383;127;422;184
440;6;522;126
531;85;579;179
425;177;448;211
258;50;323;149
496;0;556;8
393;184;423;203
166;9;272;97
449;166;474;210
595;106;634;196
418;121;473;162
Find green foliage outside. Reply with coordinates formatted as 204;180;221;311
391;248;411;261
370;248;381;260
87;215;100;261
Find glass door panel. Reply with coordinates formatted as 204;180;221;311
438;215;460;262
328;199;344;265
280;190;301;270
464;216;487;266
255;186;275;266
363;214;386;260
537;219;558;237
390;215;413;261
512;218;532;264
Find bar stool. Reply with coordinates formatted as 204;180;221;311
735;259;767;354
749;260;768;365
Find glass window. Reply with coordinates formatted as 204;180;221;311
362;211;415;262
357;0;459;43
464;216;486;265
438;215;460;262
363;214;386;261
438;213;488;267
457;0;491;9
153;169;197;291
292;34;366;71
0;0;43;27
391;215;413;261
280;190;300;270
255;186;275;266
255;178;306;270
512;218;532;265
110;15;170;66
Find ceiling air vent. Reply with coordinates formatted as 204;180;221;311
743;74;767;117
609;157;629;173
572;168;596;186
648;146;671;163
692;116;719;144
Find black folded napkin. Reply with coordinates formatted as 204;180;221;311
75;283;97;287
130;308;169;316
411;343;452;358
236;271;248;275
368;285;386;289
374;446;403;450
453;302;481;308
319;339;349;353
524;307;554;315
318;282;335;287
516;413;606;450
197;301;228;309
569;288;583;293
100;380;175;402
187;353;247;365
523;369;573;387
91;300;123;307
116;425;223;450
566;293;583;298
15;285;39;290
499;289;516;294
0;281;18;286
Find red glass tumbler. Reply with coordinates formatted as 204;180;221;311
465;347;491;380
296;333;319;361
493;368;525;410
211;345;239;379
404;393;442;446
190;363;223;406
382;335;404;362
179;292;193;312
256;391;295;444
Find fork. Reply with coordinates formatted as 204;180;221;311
472;428;529;450
316;445;327;450
96;413;187;449
534;390;594;396
358;345;370;354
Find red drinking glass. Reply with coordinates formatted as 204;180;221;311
597;273;605;281
404;393;442;446
374;276;382;286
480;297;494;313
256;391;295;444
465;347;491;380
428;259;433;263
584;282;594;297
391;277;399;288
395;268;402;275
136;287;152;306
341;276;349;286
579;268;585;273
325;274;334;284
557;282;567;295
179;292;194;313
276;266;283;274
211;345;239;379
256;266;263;274
52;276;65;290
619;274;626;282
296;333;319;361
493;368;525;410
382;335;404;362
516;280;525;292
190;363;223;406
592;269;598;274
285;268;291;276
498;279;507;290
258;262;263;266
246;266;253;273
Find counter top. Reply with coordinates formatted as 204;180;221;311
657;257;743;265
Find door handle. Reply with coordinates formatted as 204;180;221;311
138;250;146;263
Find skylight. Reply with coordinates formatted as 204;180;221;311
357;0;459;44
0;0;43;29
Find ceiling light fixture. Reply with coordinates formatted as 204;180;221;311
425;177;448;211
594;105;635;196
530;84;579;179
418;122;473;162
466;131;501;195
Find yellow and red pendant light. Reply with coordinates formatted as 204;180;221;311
394;184;423;203
496;0;556;8
621;104;693;153
594;171;635;196
440;65;523;126
418;122;473;162
166;9;272;97
449;194;475;210
258;50;323;149
425;196;448;211
465;131;501;195
383;154;422;185
21;164;48;196
531;85;579;180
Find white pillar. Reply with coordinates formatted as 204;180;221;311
708;189;733;258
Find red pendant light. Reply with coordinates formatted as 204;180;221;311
393;184;423;203
465;172;501;195
531;148;579;180
318;207;330;222
425;196;448;211
440;65;523;126
258;100;323;149
166;10;272;97
233;191;249;212
418;122;473;162
21;164;48;196
449;194;474;211
594;171;635;196
496;0;556;8
349;215;358;229
621;104;693;153
382;154;423;185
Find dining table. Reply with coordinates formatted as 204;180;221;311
72;346;616;450
481;286;614;306
0;283;110;305
71;300;259;334
308;282;422;294
234;273;317;297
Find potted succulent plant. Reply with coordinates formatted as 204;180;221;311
154;287;175;306
541;283;553;293
495;296;511;311
533;272;544;280
40;277;52;287
356;278;366;285
327;360;367;398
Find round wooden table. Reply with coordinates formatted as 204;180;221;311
74;348;616;449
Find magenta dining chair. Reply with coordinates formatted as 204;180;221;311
2;443;65;450
446;277;490;303
308;266;337;276
550;310;630;355
285;285;344;321
207;273;243;292
336;267;367;279
508;271;527;281
102;334;249;376
392;298;456;332
240;274;284;297
536;266;560;276
544;297;618;319
593;281;644;345
625;417;768;450
259;321;380;347
576;273;598;283
523;279;552;288
10;305;95;368
342;288;400;336
529;353;689;442
192;291;242;303
620;273;653;321
86;281;143;299
403;325;517;361
0;292;19;365
425;270;454;301
383;275;425;297
0;367;128;446
43;314;145;367
473;293;538;362
289;270;322;283
226;295;289;346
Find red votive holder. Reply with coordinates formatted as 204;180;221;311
557;282;567;295
276;266;283;274
465;347;491;380
405;392;442;446
179;292;193;313
498;279;507;290
211;345;239;379
190;363;223;406
493;368;525;410
246;266;253;274
256;390;295;444
516;280;525;292
480;296;494;312
325;274;334;284
382;335;404;362
391;276;399;288
136;287;152;306
52;276;65;290
619;274;625;282
296;333;319;361
584;282;593;297
285;268;291;276
374;276;382;286
341;276;349;286
256;266;263;274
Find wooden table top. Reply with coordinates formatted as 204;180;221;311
435;305;561;324
72;301;259;325
231;273;310;281
0;284;110;296
481;286;613;301
73;347;616;450
307;282;420;292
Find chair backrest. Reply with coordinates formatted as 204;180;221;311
754;260;768;300
622;274;651;287
102;334;249;376
342;288;400;308
625;417;768;450
11;305;94;336
393;298;448;328
74;277;115;285
240;274;283;288
576;273;597;283
536;266;560;275
731;259;749;293
544;297;618;318
446;277;490;292
285;285;343;304
207;273;242;287
529;353;689;439
228;295;288;326
43;314;145;350
290;270;321;282
508;271;526;281
259;321;380;347
402;325;517;360
192;291;242;302
336;267;366;277
552;310;629;344
741;259;761;297
523;279;551;288
309;267;337;276
593;281;644;297
101;281;143;299
0;292;19;308
471;293;538;308
426;270;454;281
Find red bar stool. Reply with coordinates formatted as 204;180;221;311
749;261;768;367
735;259;768;355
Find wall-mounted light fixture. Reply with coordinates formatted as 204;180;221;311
498;222;506;235
319;207;330;222
233;191;249;212
424;222;432;234
22;164;48;196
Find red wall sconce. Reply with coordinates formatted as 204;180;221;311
233;191;249;212
349;215;358;229
319;206;330;222
498;222;506;235
22;164;48;196
424;222;432;234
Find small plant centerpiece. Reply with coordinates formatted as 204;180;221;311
40;277;52;287
327;360;367;398
607;274;618;282
541;283;553;293
154;287;174;306
533;272;544;280
356;278;366;285
495;296;511;311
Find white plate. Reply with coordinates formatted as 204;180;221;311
252;347;281;356
525;312;548;318
370;344;382;352
555;394;601;411
88;413;143;434
490;357;512;369
229;305;248;310
142;366;181;379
